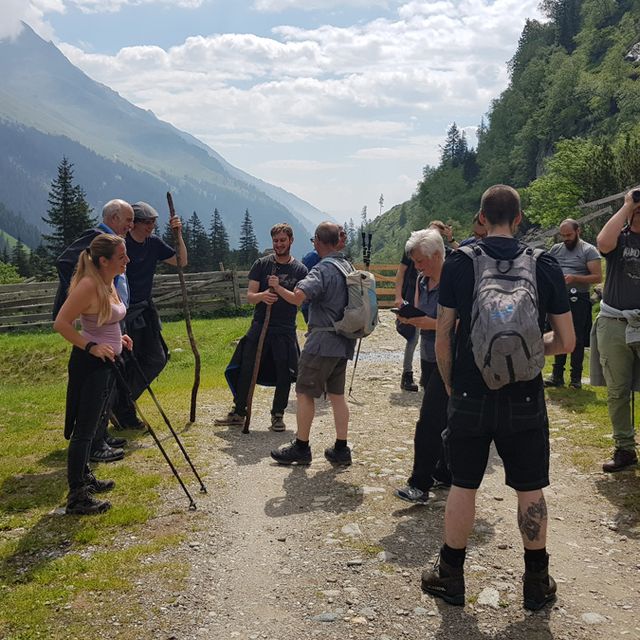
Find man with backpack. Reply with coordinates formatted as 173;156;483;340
269;221;375;466
421;185;575;611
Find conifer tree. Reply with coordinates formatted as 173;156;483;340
42;157;95;258
210;208;230;269
186;211;211;273
238;209;259;268
11;238;32;277
30;243;55;280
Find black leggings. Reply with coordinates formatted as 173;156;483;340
66;348;115;491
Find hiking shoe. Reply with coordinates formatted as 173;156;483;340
66;486;111;515
602;448;638;473
395;485;429;504
432;478;452;490
543;375;564;388
523;567;557;611
89;445;124;463
401;371;419;392
214;411;245;426
421;558;465;606
105;435;127;448
324;445;352;466
85;471;115;494
270;413;286;432
568;379;582;389
271;440;312;465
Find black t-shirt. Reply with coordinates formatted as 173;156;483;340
249;255;308;333
439;237;569;395
602;230;640;310
125;234;175;304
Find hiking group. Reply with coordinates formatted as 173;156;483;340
51;184;640;612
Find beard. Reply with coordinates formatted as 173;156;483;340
564;237;578;250
274;247;291;257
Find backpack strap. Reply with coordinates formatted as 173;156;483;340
320;256;354;276
458;244;484;297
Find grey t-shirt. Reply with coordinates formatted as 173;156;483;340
549;239;600;293
416;275;439;363
602;231;640;311
297;252;356;359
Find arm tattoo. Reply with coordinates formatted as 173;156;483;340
518;496;548;542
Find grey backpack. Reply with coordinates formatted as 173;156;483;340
460;244;545;390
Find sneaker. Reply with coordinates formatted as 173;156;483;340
270;413;286;432
602;448;638;473
324;445;352;466
66;486;111;515
214;411;245;426
543;375;564;388
89;445;125;463
85;470;115;494
568;379;582;389
523;567;557;611
421;558;465;606
432;479;452;490
105;435;127;448
271;440;312;465
395;485;429;504
401;371;419;392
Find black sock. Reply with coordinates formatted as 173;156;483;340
524;548;548;572
441;543;466;568
335;439;347;449
295;438;310;449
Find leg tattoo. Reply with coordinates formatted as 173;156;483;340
518;496;548;543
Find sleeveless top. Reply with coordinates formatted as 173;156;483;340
80;300;126;355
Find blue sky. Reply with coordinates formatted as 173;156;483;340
2;0;543;221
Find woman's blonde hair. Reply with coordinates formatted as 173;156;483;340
69;234;124;326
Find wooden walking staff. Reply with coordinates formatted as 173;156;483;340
166;192;201;423
243;259;277;434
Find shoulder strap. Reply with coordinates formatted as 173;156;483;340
321;256;353;277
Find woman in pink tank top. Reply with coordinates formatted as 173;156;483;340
54;234;133;516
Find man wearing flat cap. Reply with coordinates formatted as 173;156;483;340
111;202;187;428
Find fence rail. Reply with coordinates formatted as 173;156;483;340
0;263;398;332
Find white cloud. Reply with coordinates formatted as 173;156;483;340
68;0;204;13
253;0;391;11
258;159;352;171
0;0;62;41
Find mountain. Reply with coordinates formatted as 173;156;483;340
0;23;326;249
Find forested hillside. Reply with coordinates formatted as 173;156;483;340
371;0;640;263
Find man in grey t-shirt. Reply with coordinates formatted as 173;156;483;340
268;221;356;466
545;219;602;388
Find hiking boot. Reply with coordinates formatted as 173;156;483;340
85;470;115;494
568;378;582;389
270;413;286;432
214;411;245;426
401;371;419;392
421;558;465;606
602;448;638;473
523;567;557;611
543;374;564;388
395;485;429;504
271;440;312;465
324;445;352;466
105;435;127;448
66;486;111;515
89;445;124;463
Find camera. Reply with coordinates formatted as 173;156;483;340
632;189;640;203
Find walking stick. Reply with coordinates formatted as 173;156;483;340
166;192;201;423
110;360;197;510
243;260;278;434
128;352;207;494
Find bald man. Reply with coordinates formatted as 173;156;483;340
545;219;601;388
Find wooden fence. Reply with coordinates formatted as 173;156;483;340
0;263;397;332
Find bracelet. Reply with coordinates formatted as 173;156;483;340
85;341;97;353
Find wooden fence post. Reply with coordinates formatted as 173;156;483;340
231;270;241;308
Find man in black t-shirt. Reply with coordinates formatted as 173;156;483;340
421;185;574;612
215;224;307;431
595;189;640;472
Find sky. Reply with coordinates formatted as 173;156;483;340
1;0;544;221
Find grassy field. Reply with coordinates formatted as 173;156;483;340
0;316;251;640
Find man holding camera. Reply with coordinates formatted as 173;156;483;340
545;219;601;389
594;189;640;472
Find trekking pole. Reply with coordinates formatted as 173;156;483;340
166;192;201;423
109;359;197;511
243;260;277;434
127;352;207;494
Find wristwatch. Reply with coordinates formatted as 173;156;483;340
85;341;97;353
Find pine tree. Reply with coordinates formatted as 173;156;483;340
440;123;469;167
210;208;230;270
1;246;9;264
186;211;211;273
29;243;55;280
238;209;259;268
42;157;95;258
11;238;32;278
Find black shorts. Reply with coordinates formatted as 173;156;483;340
443;387;549;491
295;352;348;398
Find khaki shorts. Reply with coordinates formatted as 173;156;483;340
295;352;348;398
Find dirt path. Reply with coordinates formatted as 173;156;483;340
133;318;640;640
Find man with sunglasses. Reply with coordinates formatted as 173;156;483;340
111;202;187;429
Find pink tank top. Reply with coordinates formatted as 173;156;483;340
80;300;127;355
